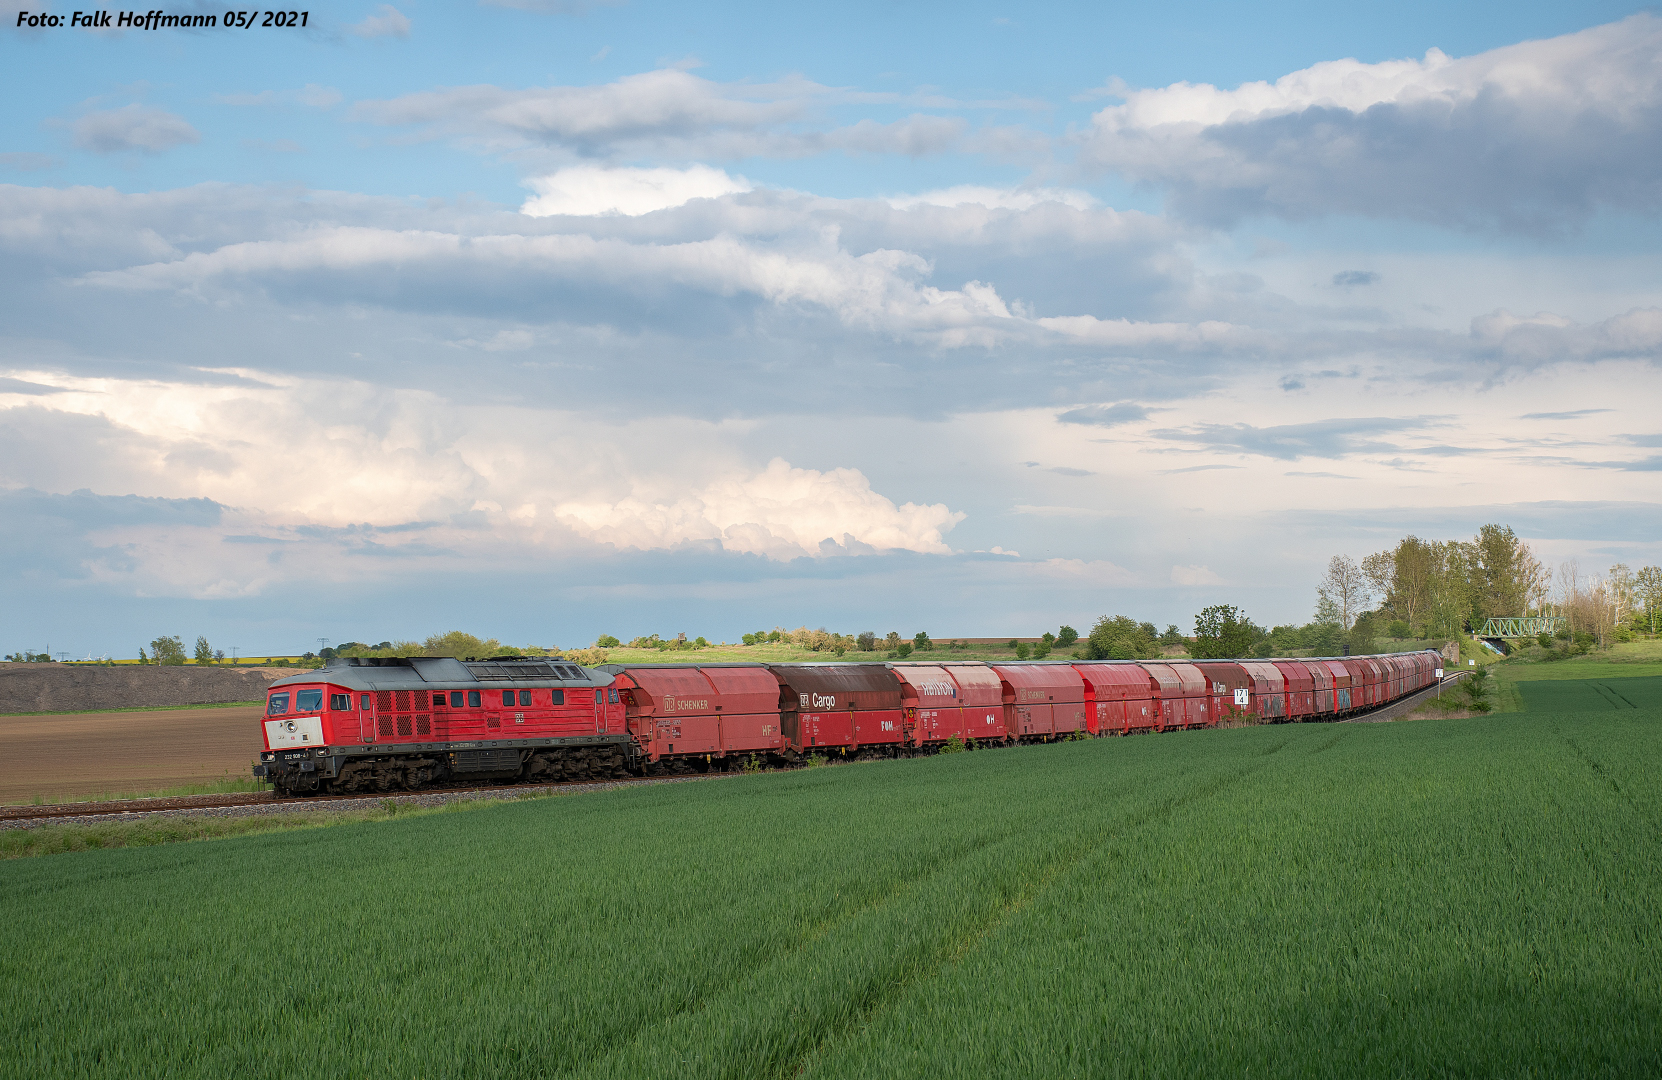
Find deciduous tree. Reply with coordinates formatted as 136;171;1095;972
1191;605;1256;659
149;635;187;665
1316;555;1368;630
1637;566;1662;634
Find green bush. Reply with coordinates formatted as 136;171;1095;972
1463;668;1493;713
595;635;621;648
1086;615;1161;661
1056;625;1078;646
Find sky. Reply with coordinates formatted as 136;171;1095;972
2;0;1659;658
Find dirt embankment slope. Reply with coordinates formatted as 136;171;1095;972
0;664;284;714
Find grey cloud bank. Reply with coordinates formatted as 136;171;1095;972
1079;15;1662;233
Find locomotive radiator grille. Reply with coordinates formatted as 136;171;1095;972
378;715;394;737
394;690;411;711
396;715;412;737
416;714;431;736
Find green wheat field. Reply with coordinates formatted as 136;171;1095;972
3;699;1659;1077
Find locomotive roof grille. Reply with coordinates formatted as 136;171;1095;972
465;661;585;681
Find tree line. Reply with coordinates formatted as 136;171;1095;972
1317;523;1658;648
138;635;225;665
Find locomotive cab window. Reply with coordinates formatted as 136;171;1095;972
501;690;515;706
266;693;290;716
595;689;603;704
450;691;465;707
518;690;532;706
329;694;351;711
608;688;619;703
467;691;481;708
360;693;371;710
296;689;323;713
549;689;564;705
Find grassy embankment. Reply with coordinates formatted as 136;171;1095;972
1485;639;1662;713
3;699;1658;1077
1407;638;1662;716
9;775;271;807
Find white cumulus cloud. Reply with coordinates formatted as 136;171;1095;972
350;4;410;38
1170;564;1221;586
887;186;1097;212
553;457;964;559
521;164;752;217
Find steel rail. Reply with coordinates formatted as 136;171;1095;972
0;774;719;825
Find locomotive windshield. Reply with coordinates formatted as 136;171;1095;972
296;689;323;713
266;693;289;716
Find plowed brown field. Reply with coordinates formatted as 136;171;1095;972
1;706;264;802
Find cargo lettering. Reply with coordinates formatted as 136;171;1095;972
799;692;837;709
662;696;709;713
916;680;955;697
1016;688;1046;702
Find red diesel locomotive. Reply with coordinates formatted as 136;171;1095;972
254;650;1445;796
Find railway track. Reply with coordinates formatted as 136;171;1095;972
0;774;720;826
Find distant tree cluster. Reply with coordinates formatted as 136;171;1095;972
1080;617;1162;661
622;633;711;651
329;634;555;662
1314;522;1657;650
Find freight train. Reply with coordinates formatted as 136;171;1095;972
252;651;1445;796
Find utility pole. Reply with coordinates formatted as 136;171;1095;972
231;646;240;664
317;637;331;657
